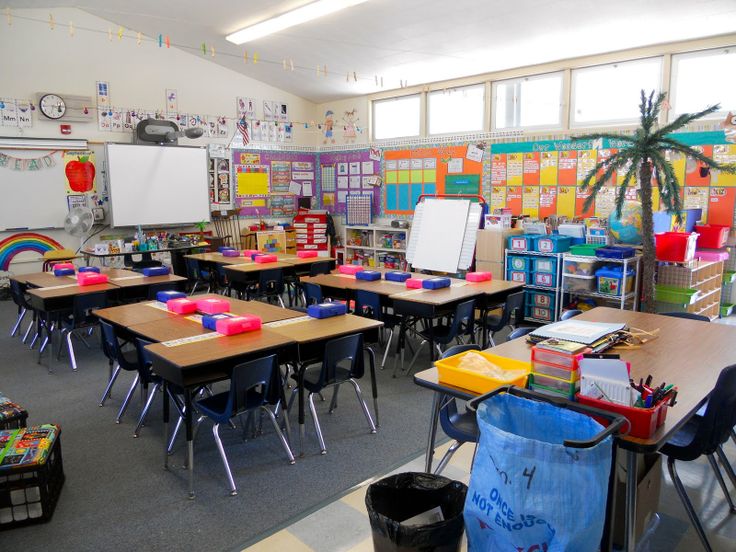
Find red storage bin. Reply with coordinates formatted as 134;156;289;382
466;271;492;282
243;249;260;258
405;278;424;289
655;232;698;262
694;225;729;249
576;394;669;438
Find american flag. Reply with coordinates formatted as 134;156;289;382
237;117;250;145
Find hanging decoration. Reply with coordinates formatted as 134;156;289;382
0;151;57;171
236;117;250;145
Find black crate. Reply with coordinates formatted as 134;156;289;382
0;434;64;530
0;400;28;430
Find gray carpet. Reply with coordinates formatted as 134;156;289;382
0;299;444;551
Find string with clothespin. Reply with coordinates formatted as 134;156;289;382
612;327;660;350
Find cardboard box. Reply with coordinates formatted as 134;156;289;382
612;452;662;547
476;228;524;262
475;260;505;281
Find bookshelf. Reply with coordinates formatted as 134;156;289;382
343;225;410;269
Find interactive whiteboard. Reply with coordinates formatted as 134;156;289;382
106;144;210;227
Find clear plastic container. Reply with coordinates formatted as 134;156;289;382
531;347;585;370
563;275;596;292
532;360;580;382
563;258;598;276
529;373;580;396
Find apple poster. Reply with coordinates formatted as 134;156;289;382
63;150;97;195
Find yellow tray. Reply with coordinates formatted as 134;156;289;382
435;350;531;394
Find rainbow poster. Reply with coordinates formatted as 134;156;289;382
0;232;63;271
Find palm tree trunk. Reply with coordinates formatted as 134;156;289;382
639;160;656;313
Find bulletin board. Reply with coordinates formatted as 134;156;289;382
488;131;736;226
232;150;317;218
319;149;381;215
383;144;484;215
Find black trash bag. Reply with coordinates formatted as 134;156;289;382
365;472;467;552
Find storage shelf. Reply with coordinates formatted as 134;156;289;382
565;290;637;301
508;250;562;257
376;247;406;253
525;284;559;291
565;254;642;264
345;225;410;270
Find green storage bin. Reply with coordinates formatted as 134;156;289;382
654;284;699;305
721;303;734;317
723;271;736;285
569;244;599;256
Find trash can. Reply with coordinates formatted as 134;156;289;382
366;472;467;552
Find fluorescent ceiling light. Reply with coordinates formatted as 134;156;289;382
226;0;369;44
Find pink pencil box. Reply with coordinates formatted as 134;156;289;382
216;315;262;335
243;249;260;258
254;254;278;263
77;272;109;286
338;265;364;275
196;298;230;315
167;298;197;314
466;272;492;282
406;278;424;289
222;249;241;258
297;251;318;258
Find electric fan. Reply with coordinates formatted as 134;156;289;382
64;206;95;250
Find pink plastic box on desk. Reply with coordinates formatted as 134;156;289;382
243;249;260;258
195;298;230;314
405;278;424;289
216;315;262;335
167;298;197;314
466;272;492;282
254;254;278;263
77;272;108;286
338;265;364;275
297;251;318;258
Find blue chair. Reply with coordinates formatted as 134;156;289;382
303;282;323;306
57;291;108;371
309;261;332;276
506;326;536;341
195;355;295;495
481;291;525;347
98;321;143;426
560;309;583;321
9;279;36;344
660;364;736;551
184;257;210;295
247;268;286;307
354;290;402;369
661;312;710;322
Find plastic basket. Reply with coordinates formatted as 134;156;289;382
525;304;555;322
532;256;557;274
525;290;555;309
508;254;532;271
507;234;536;252
506;269;529;284
694;225;729;249
435;351;530;394
654;285;699;305
535;235;571;253
576;394;668;439
563;257;598;276
569;244;599;256
532;271;556;288
655;232;698;262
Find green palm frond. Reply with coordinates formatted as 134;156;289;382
656;137;736;175
653;103;721;139
571;132;637;145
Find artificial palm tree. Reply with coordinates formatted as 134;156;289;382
575;91;736;312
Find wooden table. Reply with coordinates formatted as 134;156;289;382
82;243;200;275
413;307;735;551
223;261;291;274
184;252;247;265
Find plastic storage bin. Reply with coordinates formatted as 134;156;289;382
528;373;579;399
532;271;556;288
156;290;186;303
655;232;698;262
532;361;580;383
202;313;230;331
307;302;348;318
526;304;555;322
243;249;260;258
508;254;532;271
526;290;555;309
405;278;424;289
356;270;382;281
531;347;587;371
76;272;109;286
167;298;197;314
563;257;598;276
435;350;530;393
142;266;170;276
222;249;241;257
385;271;411;282
535;235;571;253
569;244;599;256
196;298;230;314
695;249;729;262
506;269;529;284
532;256;557;274
53;267;75;277
216;315;262;335
466;271;492;282
721;304;734;317
595;246;636;259
576;394;668;439
694;225;729;249
596;266;635;296
338;264;365;275
563;275;596;292
422;277;451;290
254;254;278;264
507;234;537;252
654;285;699;305
78;266;100;273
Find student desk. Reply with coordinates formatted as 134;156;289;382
184;252;247;265
104;270;187;302
413;307;735;552
82;243;199;275
222;261;292;274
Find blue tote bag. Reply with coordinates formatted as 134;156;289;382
464;393;614;552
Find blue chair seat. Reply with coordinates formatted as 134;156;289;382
299;366;352;393
196;388;266;424
441;407;478;442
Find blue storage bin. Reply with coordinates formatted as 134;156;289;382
307;302;348;319
570;237;586;245
53;268;75;276
385;271;411;282
356;270;381;281
142;266;170;276
595;265;635;296
531;256;557;274
525;304;556;322
531;271;556;288
156;290;186;303
422;277;451;290
78;266;100;273
595;246;636;259
534;234;571;253
218;246;235;253
508;254;532;271
506;268;529;285
202;313;231;330
507;234;537;252
525;289;555;310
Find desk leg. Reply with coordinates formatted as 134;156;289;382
185;389;195;499
624;449;638;552
427;318;436;362
298;366;306;457
163;382;170;471
424;392;441;473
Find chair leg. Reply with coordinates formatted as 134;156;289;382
715;446;736;512
10;307;26;337
286;387;298;414
348;379;377;434
29;330;39;350
381;329;393;369
707;454;736;514
134;382;160;437
433;440;463;476
667;456;713;552
66;329;78;371
212;423;238;496
405;339;427;375
116;374;140;423
22;316;34;343
262;407;296;465
99;364;122;406
329;384;340;414
307;393;327;455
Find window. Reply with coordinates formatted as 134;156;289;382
670;48;736;120
492;73;563;130
372;95;420;140
571;57;663;126
428;84;485;135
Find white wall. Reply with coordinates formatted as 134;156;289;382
0;8;318;274
315;97;371;147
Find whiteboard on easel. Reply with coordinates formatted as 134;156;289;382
407;198;481;273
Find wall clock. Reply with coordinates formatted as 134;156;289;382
39;94;67;120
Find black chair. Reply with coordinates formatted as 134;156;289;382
195;355;295;495
247;268;286;307
9;279;35;343
660;364;736;551
354;290;402;369
98;321;143;425
507;326;536;342
481;291;525;347
185;257;210;295
309;261;332;276
661;312;710;322
560;309;583;321
303;282;323;306
289;334;378;454
58;291;108;371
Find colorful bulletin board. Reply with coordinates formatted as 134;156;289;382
232;150;317;218
488;131;736;226
319;150;380;215
383;145;484;215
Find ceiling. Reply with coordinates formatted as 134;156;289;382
11;1;736;103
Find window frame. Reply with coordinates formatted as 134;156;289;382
669;47;735;121
371;93;422;141
427;84;486;136
491;71;565;132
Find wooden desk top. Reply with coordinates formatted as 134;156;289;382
264;313;383;343
14;272;70;288
389;280;522;306
223;261;292;273
18;268;186;290
416;307;736;451
106;272;187;288
28;282;116;300
94;301;181;326
279;256;335;267
184;252;246;265
82;244;196;258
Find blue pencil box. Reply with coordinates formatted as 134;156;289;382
218;246;235;253
78;266;100;273
307;302;347;319
53;268;75;276
156;290;186;303
422;277;451;290
385;271;411;282
356;270;381;281
202;313;232;331
142;266;170;276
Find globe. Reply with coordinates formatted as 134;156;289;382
609;201;643;245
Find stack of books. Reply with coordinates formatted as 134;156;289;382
529;338;590;399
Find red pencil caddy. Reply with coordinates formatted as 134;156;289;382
167;298;197;314
576;394;669;439
254;254;278;263
195;298;230;315
76;272;109;286
216;315;262;335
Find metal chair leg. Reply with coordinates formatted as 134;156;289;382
99;364;122;406
434;440;463;476
134;382;161;437
116;374;140;423
349;379;377;434
707;454;736;513
329;384;340;414
263;407;296;464
667;457;713;552
381;329;394;369
286;387;298;414
307;393;327;455
66;329;78;371
405;339;427;375
212;423;238;496
22;317;34;343
29;330;39;350
715;446;736;511
10;307;26;337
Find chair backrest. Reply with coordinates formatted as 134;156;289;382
317;334;364;388
354;290;381;320
72;292;108;325
694;364;736;455
447;299;476;340
185;257;200;280
228;354;281;414
302;282;323;305
259;268;285;295
9;279;30;309
211;210;242;249
146;282;180;300
441;344;481;359
499;291;525;327
560;309;583;321
100;320;138;371
507;327;536;342
309;261;332;277
661;312;710;322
